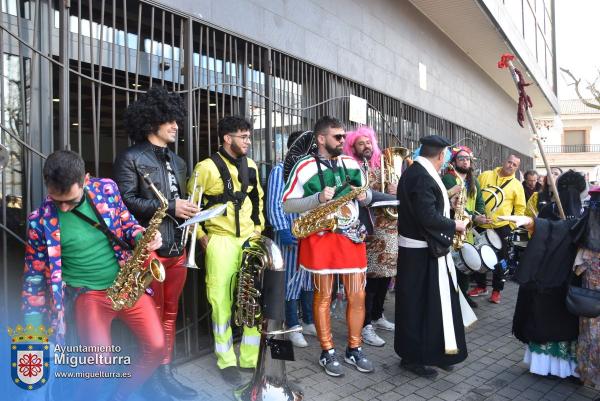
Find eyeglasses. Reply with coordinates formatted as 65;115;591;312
51;194;84;208
332;134;346;142
455;156;471;162
228;134;252;143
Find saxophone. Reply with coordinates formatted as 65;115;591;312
452;183;471;250
106;173;166;311
292;172;369;239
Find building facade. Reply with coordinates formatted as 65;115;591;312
1;0;556;360
537;99;600;181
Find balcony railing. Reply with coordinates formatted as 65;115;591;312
543;144;600;153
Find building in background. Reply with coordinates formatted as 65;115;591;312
0;0;558;360
537;99;600;181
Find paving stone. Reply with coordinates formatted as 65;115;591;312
172;282;600;401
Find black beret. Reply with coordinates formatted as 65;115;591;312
419;135;451;147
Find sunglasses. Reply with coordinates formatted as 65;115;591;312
51;196;83;208
50;189;84;208
332;134;346;142
455;156;471;162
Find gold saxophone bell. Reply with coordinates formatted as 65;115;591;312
380;147;412;219
148;258;166;282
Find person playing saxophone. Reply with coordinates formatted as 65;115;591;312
282;116;374;377
22;150;167;401
442;146;490;308
114;86;198;400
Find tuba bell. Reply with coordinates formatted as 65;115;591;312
234;235;303;401
380;147;411;218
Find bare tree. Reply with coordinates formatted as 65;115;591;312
560;67;600;110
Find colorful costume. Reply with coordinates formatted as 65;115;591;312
188;148;264;369
266;163;313;330
23;177;162;400
282;153;370;351
342;127;397;341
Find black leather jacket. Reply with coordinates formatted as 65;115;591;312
113;141;187;257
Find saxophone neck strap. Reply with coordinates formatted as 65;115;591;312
313;155;351;191
71;194;133;251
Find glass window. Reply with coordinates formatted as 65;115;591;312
564;130;586;146
523;4;537;58
1;54;30;215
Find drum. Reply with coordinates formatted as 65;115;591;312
475;243;498;273
451;243;482;275
509;228;529;249
474;229;502;251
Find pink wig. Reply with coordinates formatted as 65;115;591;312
343;126;382;169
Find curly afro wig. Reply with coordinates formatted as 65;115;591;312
124;86;187;143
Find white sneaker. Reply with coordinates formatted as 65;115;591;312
302;323;317;336
361;324;385;347
288;326;308;347
372;316;395;331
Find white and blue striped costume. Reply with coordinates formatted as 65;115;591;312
267;163;312;300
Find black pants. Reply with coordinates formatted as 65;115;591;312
458;271;470;296
364;276;392;326
474;225;512;292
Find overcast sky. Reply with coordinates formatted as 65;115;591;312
555;0;600;100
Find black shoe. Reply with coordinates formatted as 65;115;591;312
466;296;478;308
220;366;242;385
158;364;198;400
400;361;438;378
436;364;454;372
140;372;176;401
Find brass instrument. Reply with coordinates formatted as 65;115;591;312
106;174;166;311
234;235;303;401
451;184;471;249
184;186;203;270
380;147;411;218
291;171;369;239
180;171;199;250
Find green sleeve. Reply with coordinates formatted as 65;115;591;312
474;179;485;214
441;174;456;190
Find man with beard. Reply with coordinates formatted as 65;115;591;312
114;86;198;399
343;126;397;347
469;155;526;304
395;135;476;378
442;146;491;308
187;116;264;384
283;116;374;377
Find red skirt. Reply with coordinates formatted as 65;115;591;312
298;231;367;274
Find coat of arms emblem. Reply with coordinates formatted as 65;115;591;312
8;324;52;390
